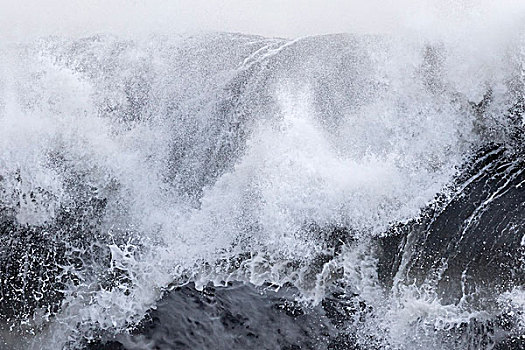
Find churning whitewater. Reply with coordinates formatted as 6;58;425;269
0;26;524;350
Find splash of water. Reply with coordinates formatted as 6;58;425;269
0;3;524;348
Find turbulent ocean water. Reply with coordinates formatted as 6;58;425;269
0;27;525;349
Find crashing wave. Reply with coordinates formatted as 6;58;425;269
0;32;524;349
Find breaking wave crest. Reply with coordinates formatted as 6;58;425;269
0;25;524;349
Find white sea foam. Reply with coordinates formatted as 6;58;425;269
0;2;524;348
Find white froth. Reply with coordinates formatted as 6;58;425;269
0;4;524;347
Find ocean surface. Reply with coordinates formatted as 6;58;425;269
0;31;524;349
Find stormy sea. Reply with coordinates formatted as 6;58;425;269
1;17;525;350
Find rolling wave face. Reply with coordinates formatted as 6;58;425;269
0;31;524;349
